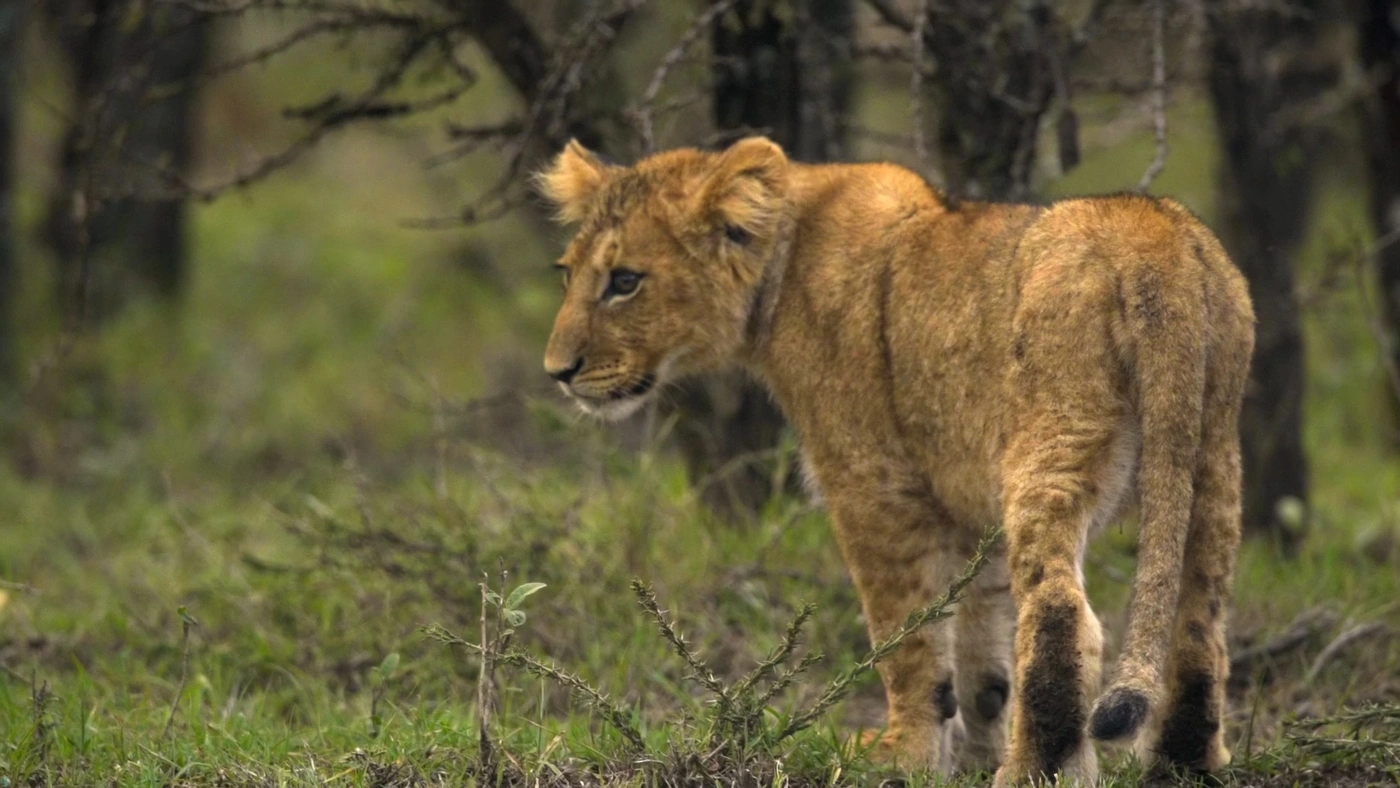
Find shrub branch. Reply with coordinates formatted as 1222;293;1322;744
631;579;736;718
423;624;647;754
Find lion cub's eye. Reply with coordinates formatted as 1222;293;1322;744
724;225;750;245
606;269;643;298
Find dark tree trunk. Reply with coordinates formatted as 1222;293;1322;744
926;1;1054;201
0;2;20;383
1206;2;1336;551
44;0;208;321
670;0;854;518
1361;0;1400;441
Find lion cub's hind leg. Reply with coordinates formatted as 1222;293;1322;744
1134;335;1248;776
821;466;964;775
995;427;1112;787
993;336;1126;786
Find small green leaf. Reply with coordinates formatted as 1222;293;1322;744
506;582;547;609
484;590;503;606
505;609;526;627
378;652;400;679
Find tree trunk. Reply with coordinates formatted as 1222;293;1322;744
0;2;20;383
669;0;854;518
44;0;208;321
926;1;1053;201
1206;2;1337;551
1361;0;1400;442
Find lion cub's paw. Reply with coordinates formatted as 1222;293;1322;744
992;744;1098;787
853;718;963;775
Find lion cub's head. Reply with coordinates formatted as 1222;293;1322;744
536;137;790;420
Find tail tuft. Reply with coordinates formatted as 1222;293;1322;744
1089;686;1150;741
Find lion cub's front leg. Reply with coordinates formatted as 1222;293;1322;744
824;481;962;775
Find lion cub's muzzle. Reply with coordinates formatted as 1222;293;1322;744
557;369;658;421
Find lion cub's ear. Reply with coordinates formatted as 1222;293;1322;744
694;137;788;240
537;140;613;223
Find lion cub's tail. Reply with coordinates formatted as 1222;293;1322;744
1088;264;1209;743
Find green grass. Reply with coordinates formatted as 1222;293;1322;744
3;22;1400;788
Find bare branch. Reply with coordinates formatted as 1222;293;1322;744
436;0;550;104
1229;606;1338;678
1136;0;1169;191
1304;622;1391;685
0;579;40;594
846;123;917;149
93;0;644;229
863;0;913;32
852;41;918;66
425;120;525;167
1349;228;1400;407
108;28;452;203
202;11;436;80
401;192;526;230
1070;0;1115;54
909;0;932;173
632;0;740;153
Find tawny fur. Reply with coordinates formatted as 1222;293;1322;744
538;138;1254;785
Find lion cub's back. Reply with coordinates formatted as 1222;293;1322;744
1014;193;1249;319
1009;192;1253;397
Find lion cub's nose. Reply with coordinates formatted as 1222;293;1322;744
547;357;585;384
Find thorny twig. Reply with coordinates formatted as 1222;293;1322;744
160;607;198;741
755;652;824;709
29;671;54;779
475;578;495;765
427;532;996;761
1286;704;1400;763
1288;704;1400;733
733;603;818;699
777;528;1000;740
631;579;736;717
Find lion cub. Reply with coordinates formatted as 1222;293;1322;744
538;137;1253;786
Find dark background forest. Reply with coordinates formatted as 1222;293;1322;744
1;0;1399;785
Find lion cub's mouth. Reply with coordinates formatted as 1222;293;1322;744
612;374;656;400
565;372;659;421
